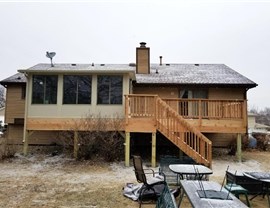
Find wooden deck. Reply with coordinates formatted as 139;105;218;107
124;94;248;167
125;95;247;133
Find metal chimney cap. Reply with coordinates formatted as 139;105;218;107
140;42;147;47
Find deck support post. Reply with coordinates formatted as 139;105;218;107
125;132;130;167
23;130;29;156
236;133;242;162
151;132;156;167
74;131;79;159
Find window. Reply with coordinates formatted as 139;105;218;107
32;75;58;104
179;89;208;117
63;75;92;104
97;75;123;104
21;85;26;99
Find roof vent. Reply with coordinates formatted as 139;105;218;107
100;64;105;66
129;63;136;67
159;56;163;66
71;64;76;66
195;64;199;66
139;42;147;48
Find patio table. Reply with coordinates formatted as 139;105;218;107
178;180;248;208
243;171;270;207
169;164;213;180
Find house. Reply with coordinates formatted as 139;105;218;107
248;113;270;134
0;42;257;167
0;73;26;142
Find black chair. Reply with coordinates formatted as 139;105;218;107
132;155;166;207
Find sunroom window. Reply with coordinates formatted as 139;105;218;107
97;75;123;104
32;75;58;104
63;75;92;104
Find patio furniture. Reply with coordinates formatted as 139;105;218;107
222;168;250;207
224;183;250;207
159;155;195;185
179;180;248;208
156;182;177;208
132;155;166;207
243;172;270;207
226;170;262;195
169;164;212;181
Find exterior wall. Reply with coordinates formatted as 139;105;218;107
208;88;245;99
26;73;130;119
28;131;59;145
204;133;237;147
133;86;178;98
6;124;24;144
6;124;59;145
133;86;246;100
5;84;25;123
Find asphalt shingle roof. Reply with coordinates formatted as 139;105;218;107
21;63;135;72
1;63;257;88
0;73;26;85
135;64;257;87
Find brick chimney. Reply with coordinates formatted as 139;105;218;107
136;42;150;74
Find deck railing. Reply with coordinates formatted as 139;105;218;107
163;98;244;119
125;94;156;118
125;95;246;120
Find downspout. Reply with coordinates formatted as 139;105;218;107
23;73;29;155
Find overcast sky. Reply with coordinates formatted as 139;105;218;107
0;1;269;110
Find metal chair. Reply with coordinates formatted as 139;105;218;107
132;155;166;207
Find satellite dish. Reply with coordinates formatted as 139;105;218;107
46;51;56;67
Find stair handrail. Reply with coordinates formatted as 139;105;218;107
156;97;212;167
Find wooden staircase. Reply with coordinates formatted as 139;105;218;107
125;94;212;167
155;97;212;167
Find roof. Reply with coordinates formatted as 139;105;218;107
0;73;26;85
18;63;136;74
1;63;257;88
135;64;257;88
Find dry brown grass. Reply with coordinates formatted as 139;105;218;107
0;150;269;207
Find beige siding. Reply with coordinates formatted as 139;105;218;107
27;74;130;119
134;87;246;100
6;124;24;144
6;124;62;145
5;85;25;124
205;133;237;147
209;88;245;99
133;86;178;98
28;131;59;145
